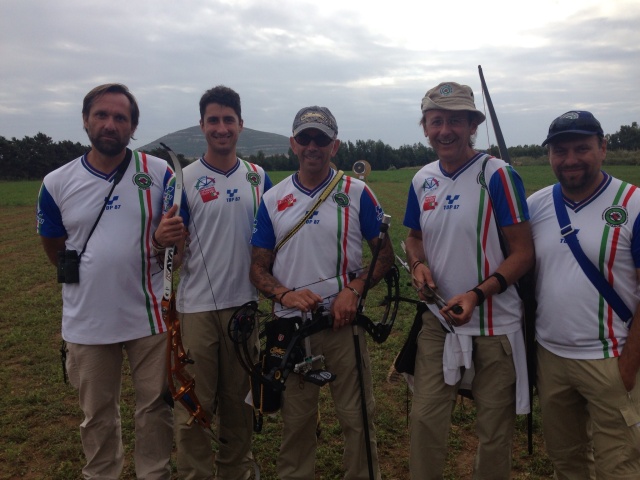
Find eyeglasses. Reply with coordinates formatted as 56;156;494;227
294;132;334;147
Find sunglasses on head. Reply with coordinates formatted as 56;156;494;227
294;132;334;147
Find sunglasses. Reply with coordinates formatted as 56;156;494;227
294;132;334;147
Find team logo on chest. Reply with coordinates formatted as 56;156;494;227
602;206;628;227
277;194;296;211
423;195;437;211
246;172;261;186
443;194;461;210
133;173;153;190
422;177;440;192
195;176;219;203
333;192;350;208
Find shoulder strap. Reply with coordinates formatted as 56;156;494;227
552;183;633;326
79;150;133;258
274;170;344;254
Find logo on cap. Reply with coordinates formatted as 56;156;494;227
439;84;454;96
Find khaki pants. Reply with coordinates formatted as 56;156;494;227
410;311;516;480
537;344;640;480
66;334;173;480
174;309;258;480
277;324;380;480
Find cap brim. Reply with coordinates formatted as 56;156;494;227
541;129;598;146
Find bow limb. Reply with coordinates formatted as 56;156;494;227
354;214;400;343
159;143;215;435
478;65;511;165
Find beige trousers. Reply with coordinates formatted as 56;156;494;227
66;334;173;479
174;308;258;480
409;310;517;480
537;344;640;480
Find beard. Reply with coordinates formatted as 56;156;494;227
87;131;130;157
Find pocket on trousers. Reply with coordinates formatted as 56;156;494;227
620;402;640;428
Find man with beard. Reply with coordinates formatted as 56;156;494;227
528;111;640;479
250;106;393;479
36;83;176;479
402;82;533;479
156;85;272;479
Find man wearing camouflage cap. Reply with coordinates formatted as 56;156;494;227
403;82;534;478
529;111;640;479
250;106;394;479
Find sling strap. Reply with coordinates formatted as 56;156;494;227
274;170;344;253
552;182;633;327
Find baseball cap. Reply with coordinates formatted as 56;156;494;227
292;106;338;138
542;110;604;146
421;82;486;124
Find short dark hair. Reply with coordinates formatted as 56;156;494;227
82;83;140;129
199;85;241;121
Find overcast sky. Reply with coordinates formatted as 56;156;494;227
2;0;639;152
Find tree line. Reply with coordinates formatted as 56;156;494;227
2;122;639;180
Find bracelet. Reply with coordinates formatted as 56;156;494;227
411;260;424;273
279;290;291;304
151;232;165;251
468;287;486;306
345;286;361;298
489;272;508;294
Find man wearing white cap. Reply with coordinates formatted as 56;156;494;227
529;110;640;479
403;82;534;479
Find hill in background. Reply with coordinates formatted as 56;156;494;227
139;126;290;158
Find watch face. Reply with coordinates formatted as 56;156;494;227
353;161;366;174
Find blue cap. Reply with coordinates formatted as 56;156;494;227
542;110;604;146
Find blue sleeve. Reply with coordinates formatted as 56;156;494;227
487;165;530;227
403;183;421;231
250;201;276;250
264;172;273;192
36;183;66;238
359;186;384;241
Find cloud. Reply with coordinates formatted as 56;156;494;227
1;0;639;151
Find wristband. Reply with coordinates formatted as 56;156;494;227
468;287;485;306
151;232;165;251
411;260;424;273
279;290;291;304
489;272;508;294
346;286;361;298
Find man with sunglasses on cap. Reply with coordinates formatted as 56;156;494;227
250;106;394;479
528;111;640;479
403;82;534;479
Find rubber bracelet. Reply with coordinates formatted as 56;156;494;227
489;272;508;294
468;287;486;306
411;260;424;273
151;232;165;250
346;286;361;298
279;290;291;304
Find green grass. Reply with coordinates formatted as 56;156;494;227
5;162;640;479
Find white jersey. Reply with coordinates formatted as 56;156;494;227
251;169;384;317
36;150;173;344
177;157;271;313
403;153;529;336
528;173;640;359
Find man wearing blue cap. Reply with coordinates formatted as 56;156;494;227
528;111;640;479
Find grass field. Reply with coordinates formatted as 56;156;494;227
2;163;639;479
